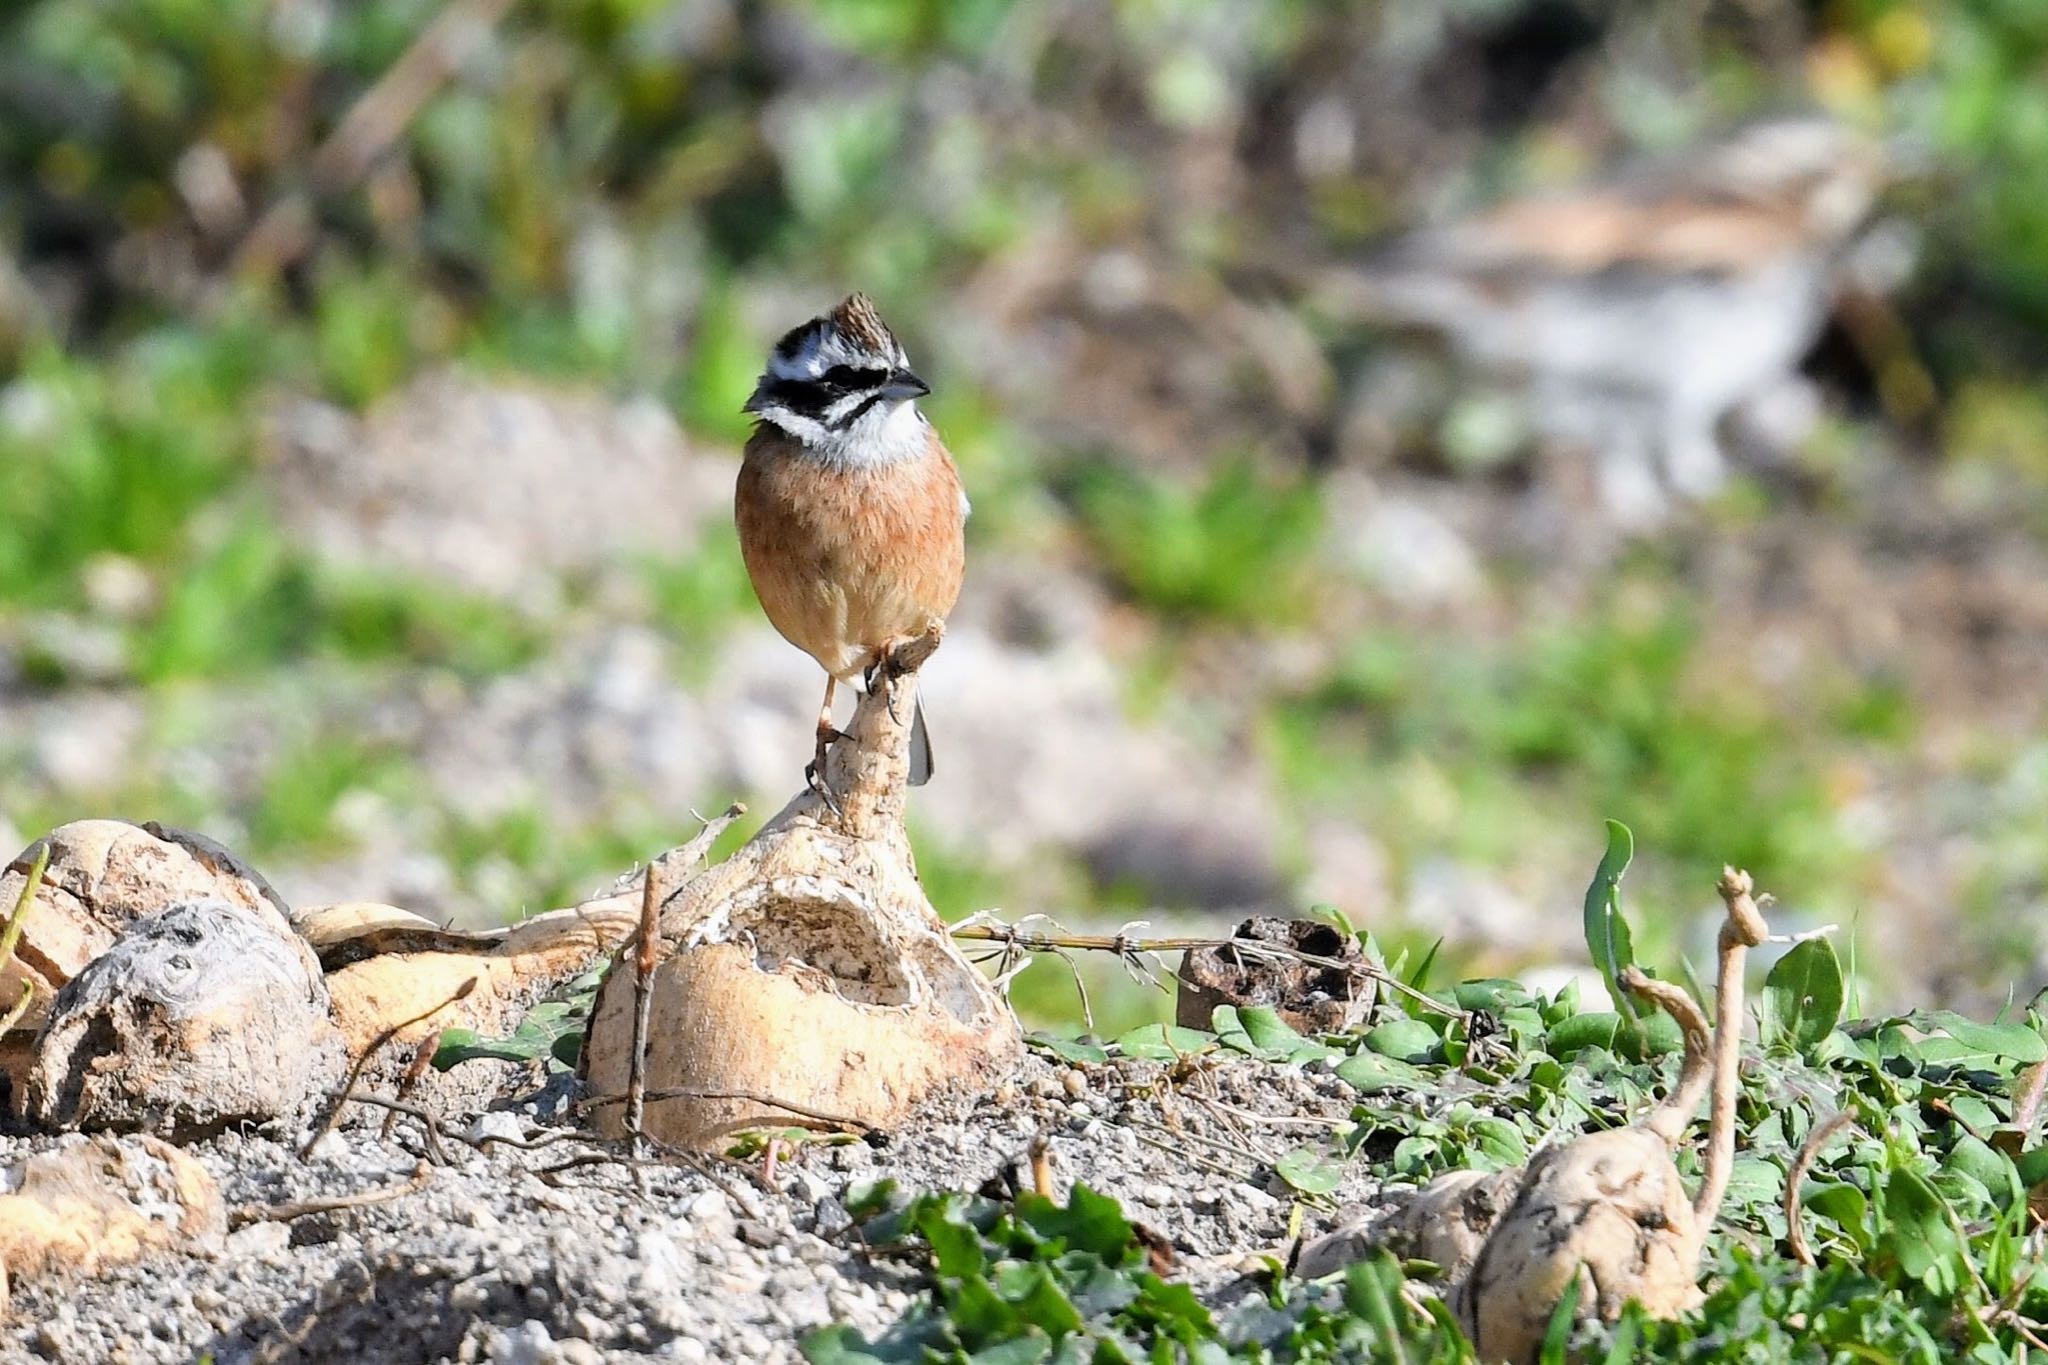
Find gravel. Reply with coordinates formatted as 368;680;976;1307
1;1054;1387;1365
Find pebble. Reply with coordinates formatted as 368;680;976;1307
0;1054;1372;1362
467;1111;526;1146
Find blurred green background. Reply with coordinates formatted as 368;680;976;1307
4;0;2048;1030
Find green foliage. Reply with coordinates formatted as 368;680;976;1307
1272;574;1893;926
864;916;2048;1362
805;1184;1477;1362
1072;458;1324;624
1581;819;1639;1025
435;967;603;1072
1761;938;1847;1057
0;334;261;607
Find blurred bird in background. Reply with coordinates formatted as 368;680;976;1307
1323;117;1906;522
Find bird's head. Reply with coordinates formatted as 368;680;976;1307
744;293;932;467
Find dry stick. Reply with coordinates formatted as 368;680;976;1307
1697;867;1769;1225
299;976;478;1159
2013;1062;2048;1143
328;1094;451;1166
1785;1110;1857;1267
950;923;1466;1022
233;1164;432;1227
624;858;662;1157
381;1029;447;1142
232;0;517;277
583;1085;878;1136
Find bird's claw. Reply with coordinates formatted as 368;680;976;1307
804;760;845;820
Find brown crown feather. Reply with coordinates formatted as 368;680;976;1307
830;293;898;356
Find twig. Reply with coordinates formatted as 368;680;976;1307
232;1164;431;1227
1620;967;1714;1147
2014;1062;2048;1142
299;976;478;1159
1029;1133;1054;1198
582;1085;878;1136
232;0;518;277
381;1030;446;1142
318;1094;451;1166
950;920;1467;1023
1785;1110;1856;1267
625;858;662;1156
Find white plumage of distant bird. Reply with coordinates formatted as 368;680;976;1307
1324;118;1891;521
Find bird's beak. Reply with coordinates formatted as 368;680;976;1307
882;368;931;402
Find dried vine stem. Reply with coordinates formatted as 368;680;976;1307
1785;1110;1857;1266
949;919;1466;1022
233;1164;432;1227
299;975;478;1159
624;859;661;1156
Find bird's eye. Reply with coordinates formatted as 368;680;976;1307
820;364;885;390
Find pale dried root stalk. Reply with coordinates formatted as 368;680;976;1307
581;624;1019;1149
1446;866;1768;1363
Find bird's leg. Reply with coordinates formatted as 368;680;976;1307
804;675;844;818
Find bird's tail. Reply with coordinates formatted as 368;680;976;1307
909;695;934;786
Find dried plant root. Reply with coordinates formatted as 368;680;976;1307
1449;866;1767;1362
1298;867;1771;1365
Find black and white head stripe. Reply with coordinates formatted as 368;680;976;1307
744;294;932;466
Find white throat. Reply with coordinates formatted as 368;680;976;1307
759;396;928;469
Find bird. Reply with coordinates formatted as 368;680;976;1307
1324;117;1890;520
734;293;967;806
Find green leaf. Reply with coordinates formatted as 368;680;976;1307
1761;938;1845;1055
1334;1051;1426;1095
800;1325;905;1365
1239;1005;1310;1055
1110;1024;1215;1062
948;1274;1022;1349
1581;820;1639;1025
1018;1185;1135;1260
1882;1167;1961;1282
1545;1011;1622;1057
2016;1145;2048;1189
1026;1032;1110;1066
1803;1183;1872;1251
1926;1011;2048;1064
994;1262;1083;1337
1275;1145;1343;1196
1363;1018;1439;1063
1467;1117;1530;1167
919;1207;987;1279
1616;1008;1685;1061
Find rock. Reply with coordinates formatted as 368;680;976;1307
1;820;294;1087
23;899;345;1135
1175;917;1374;1034
0;1135;225;1289
1330;477;1486;607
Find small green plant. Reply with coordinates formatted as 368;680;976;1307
434;967;603;1071
1071;457;1324;624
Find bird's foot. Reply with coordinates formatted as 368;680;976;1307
807;722;847;819
805;759;845;821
